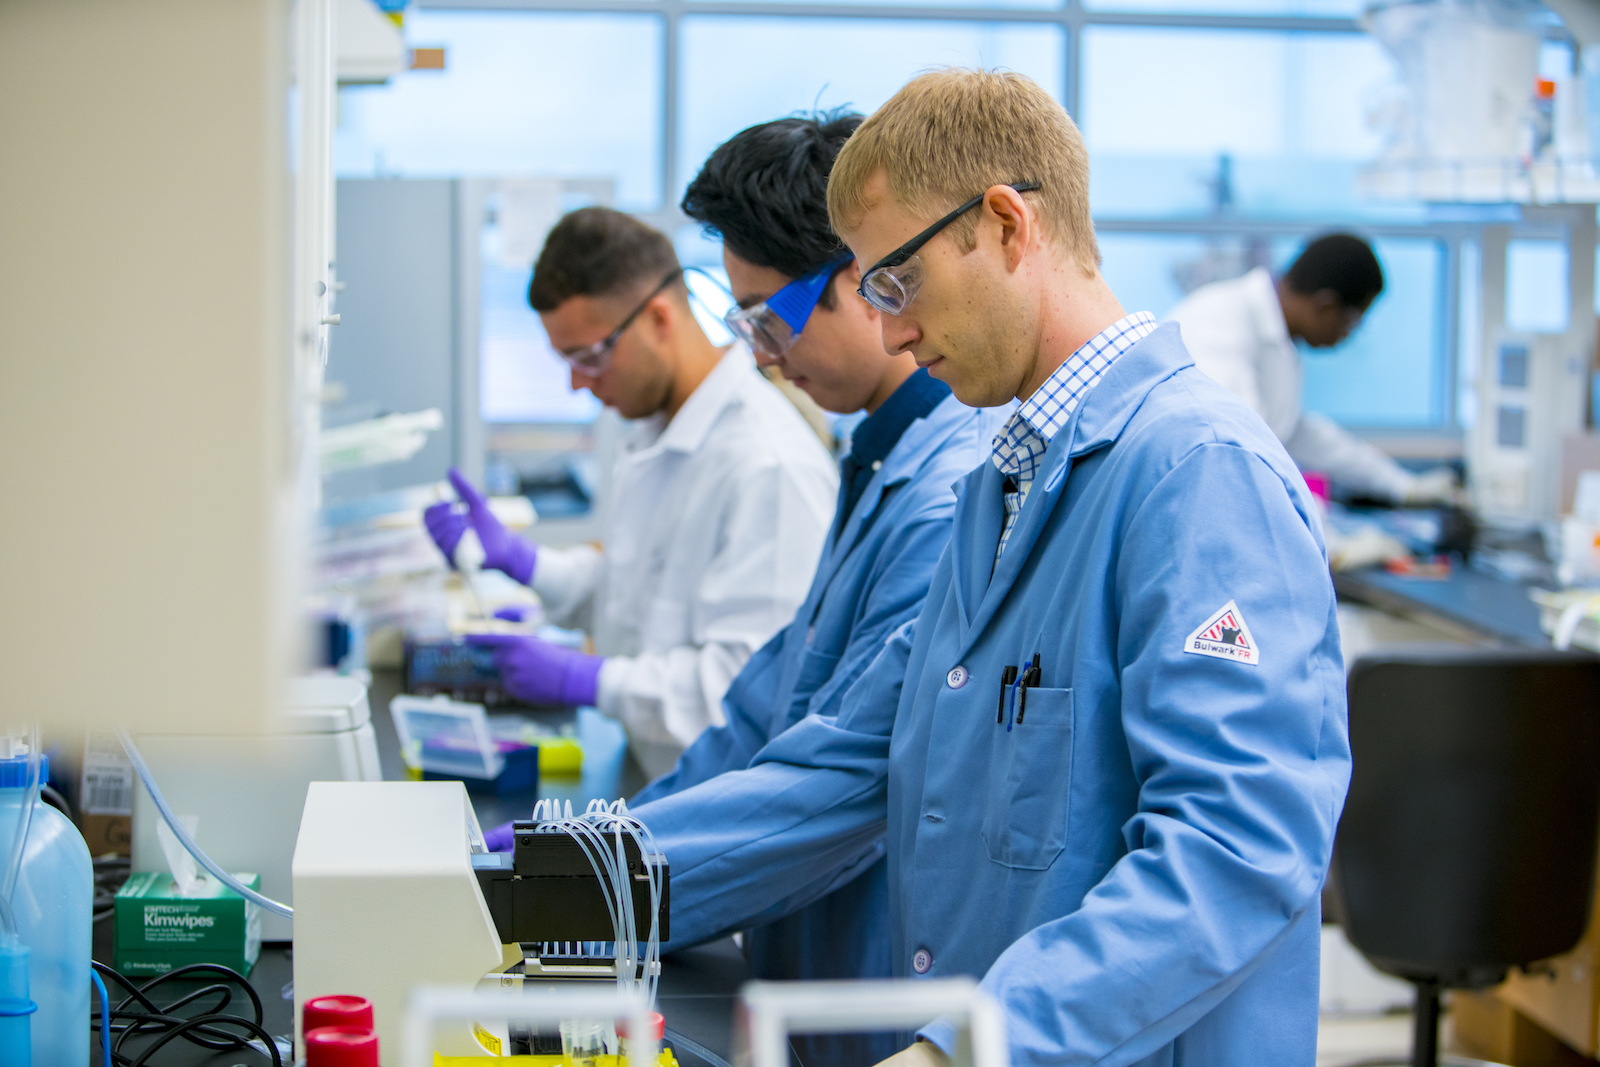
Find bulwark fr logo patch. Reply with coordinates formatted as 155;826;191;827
1183;600;1259;666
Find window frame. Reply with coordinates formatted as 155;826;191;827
420;0;1577;436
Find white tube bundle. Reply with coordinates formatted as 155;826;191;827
527;797;666;1007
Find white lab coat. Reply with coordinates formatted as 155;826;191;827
1165;267;1415;502
531;344;838;778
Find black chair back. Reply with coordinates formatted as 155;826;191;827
1332;647;1600;987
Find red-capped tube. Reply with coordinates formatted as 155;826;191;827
617;1011;666;1041
304;995;375;1034
305;1025;379;1067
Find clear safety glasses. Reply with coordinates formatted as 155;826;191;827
558;268;685;375
723;256;854;360
857;182;1041;316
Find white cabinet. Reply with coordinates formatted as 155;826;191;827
0;0;336;736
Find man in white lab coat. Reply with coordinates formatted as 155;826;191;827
1166;233;1456;503
425;207;838;780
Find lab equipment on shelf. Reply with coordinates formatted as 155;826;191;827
313;483;538;668
1361;0;1600;203
320;408;443;476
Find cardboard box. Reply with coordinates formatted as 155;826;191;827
114;871;261;977
79;814;131;857
80;729;134;857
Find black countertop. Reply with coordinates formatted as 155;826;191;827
1333;564;1553;647
366;667;652;827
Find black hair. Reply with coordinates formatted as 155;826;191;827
681;109;863;308
1284;233;1385;309
527;206;680;312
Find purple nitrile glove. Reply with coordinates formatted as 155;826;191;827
493;605;533;623
423;468;539;585
484;820;517;853
466;633;604;707
422;497;470;563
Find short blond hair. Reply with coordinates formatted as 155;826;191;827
827;68;1099;276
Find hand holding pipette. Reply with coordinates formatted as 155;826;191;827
422;468;539;585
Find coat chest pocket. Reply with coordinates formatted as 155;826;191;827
981;686;1074;870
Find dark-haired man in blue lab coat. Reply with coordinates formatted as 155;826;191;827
635;110;1003;1067
633;69;1350;1067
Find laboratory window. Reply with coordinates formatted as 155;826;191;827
479;259;603;426
692;0;1062;7
334;10;665;212
1084;0;1359;16
1080;28;1413;220
1297;236;1446;428
677;16;1065;200
1099;232;1448;429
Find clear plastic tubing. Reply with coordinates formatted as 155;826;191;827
0;751;92;1066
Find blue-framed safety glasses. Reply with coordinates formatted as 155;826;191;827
724;255;854;359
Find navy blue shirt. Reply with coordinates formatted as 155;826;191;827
836;369;951;529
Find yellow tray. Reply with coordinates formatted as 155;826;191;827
435;1050;680;1066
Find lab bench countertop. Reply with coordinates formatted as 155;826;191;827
1333;562;1553;648
367;667;653;828
88;937;748;1067
88;671;723;1066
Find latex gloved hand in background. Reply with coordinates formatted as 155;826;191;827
466;633;603;707
492;605;540;627
483;820;517;853
1403;466;1464;507
422;468;540;585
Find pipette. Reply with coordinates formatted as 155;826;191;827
435;482;489;620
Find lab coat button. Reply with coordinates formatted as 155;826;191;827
946;666;968;689
912;949;932;974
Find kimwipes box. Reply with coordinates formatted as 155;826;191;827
114;871;262;977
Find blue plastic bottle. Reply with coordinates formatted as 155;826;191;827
0;754;92;1066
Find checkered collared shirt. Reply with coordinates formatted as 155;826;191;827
992;311;1158;561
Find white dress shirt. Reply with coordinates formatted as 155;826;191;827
1165;267;1415;502
533;343;838;778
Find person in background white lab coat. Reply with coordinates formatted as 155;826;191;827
1166;232;1457;504
425;207;838;780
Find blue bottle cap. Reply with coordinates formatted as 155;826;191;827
0;755;48;790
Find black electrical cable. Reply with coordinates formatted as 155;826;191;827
40;783;70;819
92;856;130;923
122;1014;283;1067
113;987;240;1049
90;961;281;1066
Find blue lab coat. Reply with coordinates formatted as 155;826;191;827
633;324;1351;1067
635;394;1004;1063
